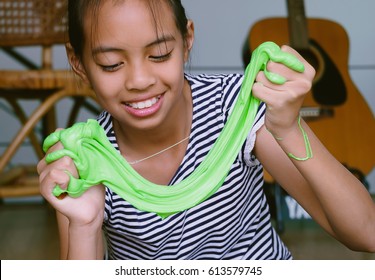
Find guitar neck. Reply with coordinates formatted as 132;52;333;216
287;0;309;49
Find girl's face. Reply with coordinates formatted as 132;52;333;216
72;0;194;132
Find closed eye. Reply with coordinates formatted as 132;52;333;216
150;51;172;62
99;62;123;72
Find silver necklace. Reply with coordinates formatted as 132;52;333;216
128;136;190;165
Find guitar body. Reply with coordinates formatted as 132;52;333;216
248;18;375;176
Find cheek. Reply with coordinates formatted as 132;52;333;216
87;71;123;102
160;58;185;92
81;55;123;101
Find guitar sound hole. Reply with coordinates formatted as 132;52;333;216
296;48;323;82
299;40;347;106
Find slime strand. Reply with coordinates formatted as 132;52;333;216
43;42;304;219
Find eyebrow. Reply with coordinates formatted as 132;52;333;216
92;35;176;56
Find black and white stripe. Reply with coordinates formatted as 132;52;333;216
97;73;292;260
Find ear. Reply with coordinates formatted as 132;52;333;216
184;20;195;63
65;43;90;85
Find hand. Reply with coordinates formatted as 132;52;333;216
252;45;316;137
37;131;105;227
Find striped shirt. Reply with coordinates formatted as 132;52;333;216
97;73;292;260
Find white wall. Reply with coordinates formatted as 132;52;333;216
1;0;374;192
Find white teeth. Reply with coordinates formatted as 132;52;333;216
127;96;159;109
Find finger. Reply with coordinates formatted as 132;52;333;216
266;60;304;83
42;127;64;152
37;157;47;175
258;63;313;99
39;169;70;201
40;155;79;183
252;82;284;106
255;70;288;91
38;134;65;175
44;140;64;157
280;45;316;79
45;149;78;164
281;45;304;61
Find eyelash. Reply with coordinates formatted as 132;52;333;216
101;63;123;72
99;51;172;72
150;51;172;62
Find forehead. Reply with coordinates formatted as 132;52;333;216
84;0;177;40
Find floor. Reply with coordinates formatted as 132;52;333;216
0;199;59;260
0;197;374;260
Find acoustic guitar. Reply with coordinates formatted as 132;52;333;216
245;0;375;179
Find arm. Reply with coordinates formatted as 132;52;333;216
255;123;375;252
57;210;104;260
252;45;375;252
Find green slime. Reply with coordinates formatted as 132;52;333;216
43;42;304;219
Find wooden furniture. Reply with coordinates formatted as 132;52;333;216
0;0;98;198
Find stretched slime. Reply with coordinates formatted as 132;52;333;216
43;42;304;219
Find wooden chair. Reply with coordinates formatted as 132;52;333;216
0;0;99;198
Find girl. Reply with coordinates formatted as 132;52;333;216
38;0;375;259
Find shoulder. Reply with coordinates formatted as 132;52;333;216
185;73;244;112
185;73;243;91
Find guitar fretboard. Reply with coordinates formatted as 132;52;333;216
287;0;309;49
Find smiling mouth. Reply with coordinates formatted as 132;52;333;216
125;95;161;109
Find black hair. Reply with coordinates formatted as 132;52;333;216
68;0;189;58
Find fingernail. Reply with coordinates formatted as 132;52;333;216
57;193;67;200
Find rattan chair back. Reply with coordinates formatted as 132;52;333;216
0;0;99;198
0;0;68;47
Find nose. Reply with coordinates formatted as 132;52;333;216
124;61;156;91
